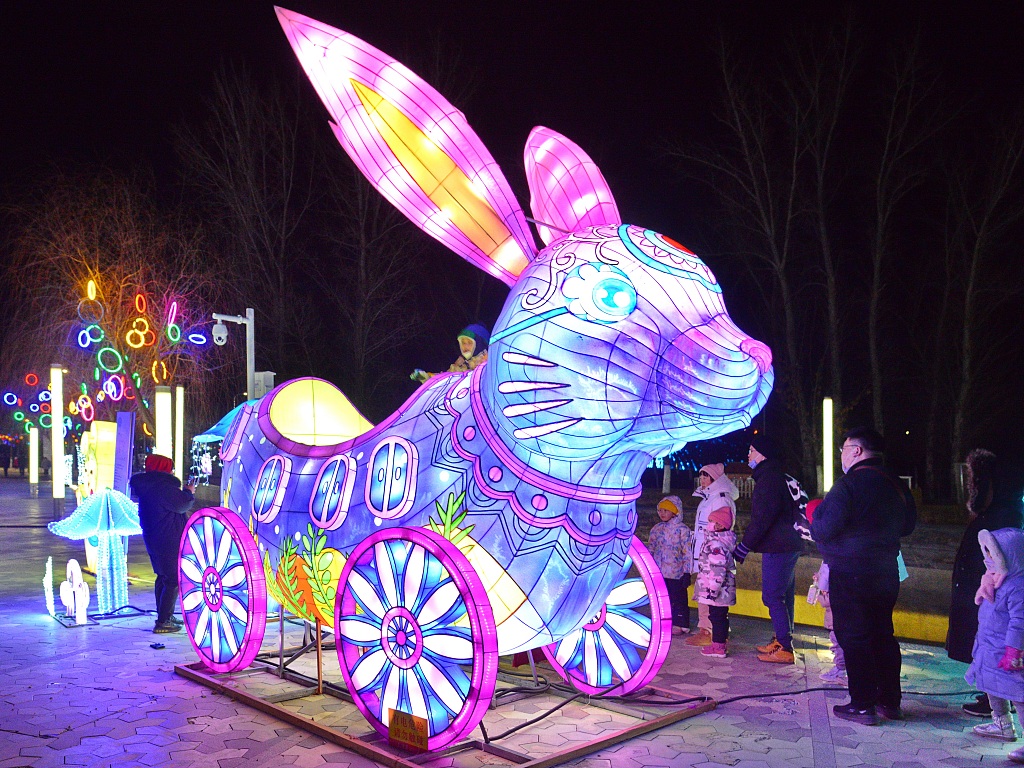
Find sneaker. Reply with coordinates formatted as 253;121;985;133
701;641;728;658
153;622;182;634
758;646;795;664
671;626;690;635
963;693;993;717
167;616;184;627
757;638;782;654
819;666;848;684
832;703;879;726
973;715;1017;741
684;628;712;647
877;704;904;721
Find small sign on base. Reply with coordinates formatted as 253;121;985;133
388;708;428;753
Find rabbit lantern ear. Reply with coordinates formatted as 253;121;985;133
277;7;538;286
524;126;622;245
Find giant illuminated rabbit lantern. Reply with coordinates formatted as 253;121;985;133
177;8;773;749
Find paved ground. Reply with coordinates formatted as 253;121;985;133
0;476;1004;767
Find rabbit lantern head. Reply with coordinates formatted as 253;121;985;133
276;8;774;472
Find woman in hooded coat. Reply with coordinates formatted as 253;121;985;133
950;451;1024;715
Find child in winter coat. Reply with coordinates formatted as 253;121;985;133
690;464;739;658
648;495;692;635
967;527;1024;761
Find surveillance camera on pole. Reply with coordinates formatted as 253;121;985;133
212;321;229;346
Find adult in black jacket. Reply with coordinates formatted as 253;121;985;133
130;454;195;633
734;434;803;663
948;450;1024;715
811;427;917;725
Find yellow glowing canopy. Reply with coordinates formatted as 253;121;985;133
267;379;373;447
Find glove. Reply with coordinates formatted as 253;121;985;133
998;646;1024;673
733;542;750;565
410;369;429;383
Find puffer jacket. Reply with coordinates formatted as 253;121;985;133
735;458;803;561
129;470;194;523
690;473;739;573
966;528;1024;702
695;530;737;606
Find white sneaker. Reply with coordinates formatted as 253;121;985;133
973;715;1018;741
819;666;847;684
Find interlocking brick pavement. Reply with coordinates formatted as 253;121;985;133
0;476;993;767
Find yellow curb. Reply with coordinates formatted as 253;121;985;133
690;588;948;644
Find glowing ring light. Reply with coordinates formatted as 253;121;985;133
24;422;33;434
38;390;50;402
142;423;153;437
124;386;136;401
25;373;38;387
39;414;52;429
40;402;51;414
86;279;97;300
166;300;178;326
77;324;104;349
132;372;142;388
97;347;124;374
103;375;125;402
2;393;15;406
135;293;147;314
166;323;181;343
151;360;169;383
63;416;72;429
178;507;267;673
96;391;106;403
80;382;89;396
79;402;95;423
143;328;156;347
187;332;208;345
29;403;39;413
13;411;24;421
94;368;101;381
126;318;150;349
76;299;104;324
68;400;79;416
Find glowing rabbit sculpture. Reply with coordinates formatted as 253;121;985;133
177;8;773;749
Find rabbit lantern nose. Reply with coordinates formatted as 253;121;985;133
740;338;773;375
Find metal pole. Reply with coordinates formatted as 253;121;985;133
245;308;255;400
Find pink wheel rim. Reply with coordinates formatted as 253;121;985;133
542;537;671;695
335;528;497;751
178;507;267;673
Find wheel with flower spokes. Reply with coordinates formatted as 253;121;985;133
178;507;267;673
335;528;497;751
541;537;670;696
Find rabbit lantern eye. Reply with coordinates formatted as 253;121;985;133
560;263;637;324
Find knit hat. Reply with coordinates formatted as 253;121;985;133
699;463;725;481
708;507;733;530
749;433;778;460
657;495;683;516
145;454;174;473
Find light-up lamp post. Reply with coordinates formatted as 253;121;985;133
174;385;185;481
50;364;65;515
822;397;834;493
28;425;39;495
154;386;172;459
212;309;255;399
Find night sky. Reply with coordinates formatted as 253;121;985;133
3;2;1024;471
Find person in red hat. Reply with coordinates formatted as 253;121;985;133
130;454;195;633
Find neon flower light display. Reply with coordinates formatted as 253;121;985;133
176;10;774;750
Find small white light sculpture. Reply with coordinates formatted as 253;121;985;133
59;559;90;625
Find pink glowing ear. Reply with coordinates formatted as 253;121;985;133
524;126;621;245
276;7;537;286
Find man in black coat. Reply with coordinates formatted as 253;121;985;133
810;427;917;725
734;434;804;663
130;454;195;633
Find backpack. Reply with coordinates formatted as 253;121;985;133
785;473;813;541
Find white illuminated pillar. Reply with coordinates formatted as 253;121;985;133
28;425;39;486
154;385;172;459
50;365;65;510
174;385;185;480
822;397;834;493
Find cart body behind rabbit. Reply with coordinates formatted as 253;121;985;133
177;8;774;749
